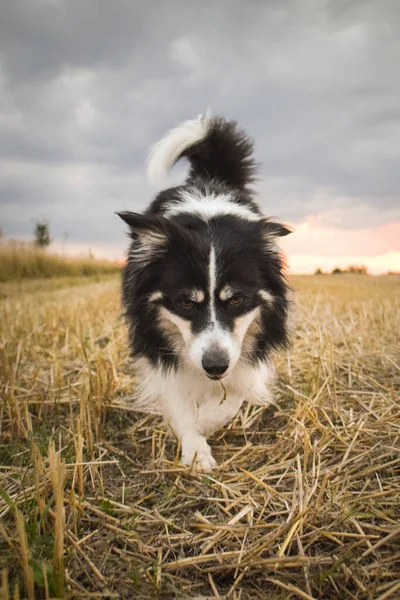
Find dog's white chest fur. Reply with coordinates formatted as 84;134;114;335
133;357;274;469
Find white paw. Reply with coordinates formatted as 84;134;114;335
181;436;217;471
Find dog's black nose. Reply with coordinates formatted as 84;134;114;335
202;350;229;378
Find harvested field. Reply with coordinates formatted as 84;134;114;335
0;274;399;599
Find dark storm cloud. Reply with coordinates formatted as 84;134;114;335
0;0;399;246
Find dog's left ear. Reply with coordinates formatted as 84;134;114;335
116;211;172;267
261;218;293;239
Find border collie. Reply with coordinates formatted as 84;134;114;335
118;114;291;470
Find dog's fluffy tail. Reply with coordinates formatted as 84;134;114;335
147;113;257;190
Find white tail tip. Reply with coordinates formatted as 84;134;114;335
146;112;212;186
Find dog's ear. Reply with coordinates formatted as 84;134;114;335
117;211;168;232
261;218;293;239
259;219;293;254
116;211;172;267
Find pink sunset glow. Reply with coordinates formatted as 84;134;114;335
280;220;400;275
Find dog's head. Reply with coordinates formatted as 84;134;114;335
118;211;291;379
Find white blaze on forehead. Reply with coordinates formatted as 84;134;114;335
208;245;217;323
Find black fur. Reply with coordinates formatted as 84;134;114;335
182;116;258;190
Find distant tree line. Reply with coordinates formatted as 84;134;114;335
314;266;368;276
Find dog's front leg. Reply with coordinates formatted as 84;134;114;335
161;392;217;471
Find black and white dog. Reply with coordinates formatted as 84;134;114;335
118;114;292;470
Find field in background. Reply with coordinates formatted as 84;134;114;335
0;274;399;599
0;242;121;282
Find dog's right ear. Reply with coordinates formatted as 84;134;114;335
261;219;294;239
117;211;167;231
116;211;171;267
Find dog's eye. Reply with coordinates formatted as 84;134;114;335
180;298;194;309
229;294;243;306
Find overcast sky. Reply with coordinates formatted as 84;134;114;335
0;0;399;271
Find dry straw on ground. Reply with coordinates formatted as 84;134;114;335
0;274;399;599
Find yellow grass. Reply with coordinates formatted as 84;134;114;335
0;242;121;282
0;273;399;599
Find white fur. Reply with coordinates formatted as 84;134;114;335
233;307;261;341
132;355;274;470
189;289;205;302
189;327;239;375
209;245;217;322
165;187;261;222
147;114;211;185
258;289;275;305
220;285;234;301
159;307;192;346
128;230;167;270
148;291;163;302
